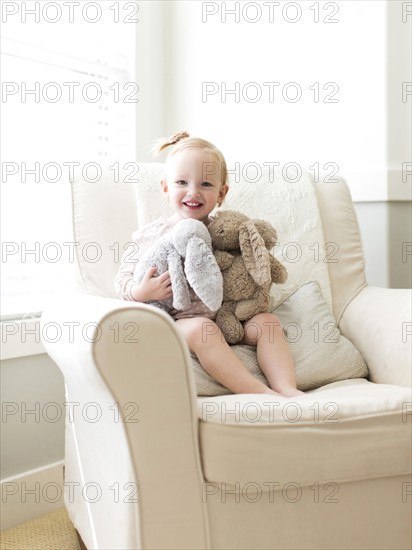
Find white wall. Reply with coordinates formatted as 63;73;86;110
354;201;412;288
167;1;382;196
0;354;65;479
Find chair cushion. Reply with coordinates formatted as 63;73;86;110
192;281;368;394
198;379;412;487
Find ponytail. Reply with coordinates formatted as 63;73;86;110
150;131;190;157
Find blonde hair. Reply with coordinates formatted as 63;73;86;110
151;131;229;194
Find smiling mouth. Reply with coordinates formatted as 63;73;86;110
183;201;203;208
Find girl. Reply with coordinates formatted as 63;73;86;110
114;131;303;397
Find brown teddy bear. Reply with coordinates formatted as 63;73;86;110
208;210;288;344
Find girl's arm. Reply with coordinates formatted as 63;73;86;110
114;242;141;301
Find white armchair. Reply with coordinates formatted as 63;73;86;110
41;164;411;550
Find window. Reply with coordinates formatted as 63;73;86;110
1;2;137;320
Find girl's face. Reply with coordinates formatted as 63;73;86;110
161;148;228;224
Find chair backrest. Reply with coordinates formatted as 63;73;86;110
70;163;366;323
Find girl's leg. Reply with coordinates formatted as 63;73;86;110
175;317;279;395
241;313;304;397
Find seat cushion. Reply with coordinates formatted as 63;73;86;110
192;281;368;394
198;379;412;487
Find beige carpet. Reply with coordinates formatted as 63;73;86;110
0;508;80;550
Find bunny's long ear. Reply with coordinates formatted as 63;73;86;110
239;221;271;286
167;250;191;311
184;236;223;312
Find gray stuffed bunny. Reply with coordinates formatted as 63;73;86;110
133;218;223;314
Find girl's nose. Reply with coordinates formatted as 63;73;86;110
187;184;201;196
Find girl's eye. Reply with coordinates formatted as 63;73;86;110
202;181;212;187
176;180;187;185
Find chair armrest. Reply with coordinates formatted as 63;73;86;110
41;292;210;550
339;286;412;387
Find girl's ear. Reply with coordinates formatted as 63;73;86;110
160;178;168;195
217;184;229;206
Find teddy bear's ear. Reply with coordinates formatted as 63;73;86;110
251;220;278;248
239;221;271;286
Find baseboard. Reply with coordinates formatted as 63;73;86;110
0;460;65;531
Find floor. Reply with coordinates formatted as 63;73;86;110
0;508;80;550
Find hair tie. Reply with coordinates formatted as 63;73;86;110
168;131;189;145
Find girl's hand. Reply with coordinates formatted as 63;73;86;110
131;266;173;302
